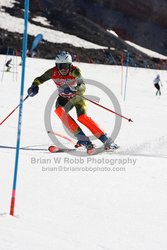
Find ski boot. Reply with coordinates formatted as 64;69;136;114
75;137;95;154
104;137;119;151
75;141;83;148
86;142;95;155
99;134;119;151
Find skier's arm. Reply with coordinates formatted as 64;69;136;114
32;68;52;86
28;68;52;97
76;78;86;95
71;67;86;95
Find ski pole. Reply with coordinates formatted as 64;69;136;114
0;95;29;126
77;94;133;122
47;130;75;144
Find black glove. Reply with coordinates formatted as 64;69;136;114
28;84;39;97
63;86;76;94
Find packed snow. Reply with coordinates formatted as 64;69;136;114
0;54;167;250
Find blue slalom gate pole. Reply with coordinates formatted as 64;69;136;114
10;0;29;216
123;52;130;101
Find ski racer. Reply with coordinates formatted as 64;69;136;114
27;51;118;153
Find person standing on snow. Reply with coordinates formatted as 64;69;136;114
153;74;163;96
5;58;12;72
27;51;118;153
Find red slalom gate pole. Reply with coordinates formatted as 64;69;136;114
0;95;29;126
77;94;133;122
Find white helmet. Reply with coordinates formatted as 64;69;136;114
55;51;72;64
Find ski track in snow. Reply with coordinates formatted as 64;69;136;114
0;143;167;159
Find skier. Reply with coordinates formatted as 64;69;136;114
5;58;12;72
153;74;163;96
27;51;118;153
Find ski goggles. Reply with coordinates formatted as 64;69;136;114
56;63;71;70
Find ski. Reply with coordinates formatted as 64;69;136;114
0;144;119;154
48;145;76;153
48;145;120;155
48;145;97;154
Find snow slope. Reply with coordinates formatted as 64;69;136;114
0;0;106;49
0;55;167;250
125;40;167;60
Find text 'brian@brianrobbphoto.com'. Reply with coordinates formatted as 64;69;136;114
30;156;137;173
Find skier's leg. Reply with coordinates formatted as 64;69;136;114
55;96;83;136
76;100;119;149
78;114;105;138
78;113;118;149
55;106;80;135
75;99;105;138
55;97;93;147
155;84;160;96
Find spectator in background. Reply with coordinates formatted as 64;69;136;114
153;74;163;96
5;58;12;72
